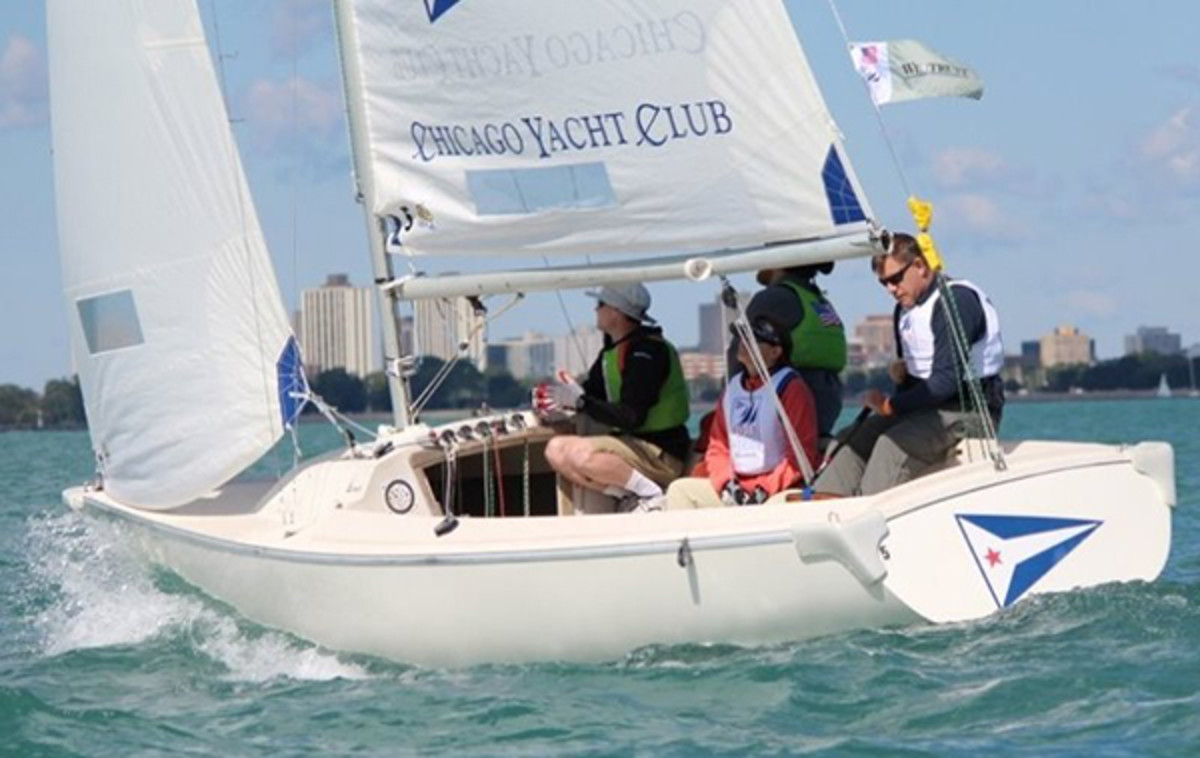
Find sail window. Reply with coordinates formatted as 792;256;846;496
821;146;867;225
466;163;617;216
76;290;145;355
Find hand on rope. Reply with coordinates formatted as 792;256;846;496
863;388;893;417
532;370;583;417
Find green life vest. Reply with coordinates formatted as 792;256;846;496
780;279;848;372
601;336;690;433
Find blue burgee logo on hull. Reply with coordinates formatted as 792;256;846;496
956;514;1102;608
821;145;867;225
424;0;462;24
276;336;308;430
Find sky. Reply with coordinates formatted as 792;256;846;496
3;1;1200;389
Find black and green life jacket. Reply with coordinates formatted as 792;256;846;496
780;279;847;372
601;336;689;433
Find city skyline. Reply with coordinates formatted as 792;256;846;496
4;2;1200;387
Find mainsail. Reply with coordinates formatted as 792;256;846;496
47;0;297;508
335;0;874;258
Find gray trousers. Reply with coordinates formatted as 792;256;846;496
796;368;843;441
815;409;976;497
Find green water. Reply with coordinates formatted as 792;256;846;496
1;399;1198;756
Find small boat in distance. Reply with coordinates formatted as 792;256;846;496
1157;373;1172;398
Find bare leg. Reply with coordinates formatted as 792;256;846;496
545;436;636;493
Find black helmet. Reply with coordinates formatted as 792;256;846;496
748;316;786;347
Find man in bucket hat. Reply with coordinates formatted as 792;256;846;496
536;283;690;512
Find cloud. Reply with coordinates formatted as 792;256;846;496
931;147;1008;189
1078;104;1200;225
243;75;342;146
939;192;1031;242
268;0;333;59
0;34;47;128
1137;106;1200;186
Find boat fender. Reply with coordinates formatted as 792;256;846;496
791;509;889;586
1130;441;1176;507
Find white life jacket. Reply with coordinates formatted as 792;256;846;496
723;367;798;476
898;279;1004;380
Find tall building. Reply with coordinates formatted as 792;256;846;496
414;297;487;368
853;314;895;368
299;274;377;378
487;332;555;380
1040;324;1094;368
1124;326;1182;356
697;300;724;353
553;325;604;378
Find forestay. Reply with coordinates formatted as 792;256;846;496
336;0;874;258
47;0;298;509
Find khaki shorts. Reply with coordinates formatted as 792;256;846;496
589;435;684;486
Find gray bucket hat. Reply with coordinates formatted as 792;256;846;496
586;283;656;325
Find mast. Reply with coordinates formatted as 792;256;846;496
331;0;411;427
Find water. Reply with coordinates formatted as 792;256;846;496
2;399;1198;756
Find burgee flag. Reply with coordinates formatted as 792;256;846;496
850;40;984;106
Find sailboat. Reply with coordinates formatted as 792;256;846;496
50;0;1176;667
1157;373;1172;398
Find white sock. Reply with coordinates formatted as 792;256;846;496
623;469;663;499
602;486;626;497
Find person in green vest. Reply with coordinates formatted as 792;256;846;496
537;283;690;512
744;262;847;442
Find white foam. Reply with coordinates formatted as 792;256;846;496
25;512;370;681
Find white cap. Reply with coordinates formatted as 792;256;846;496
586;283;655;324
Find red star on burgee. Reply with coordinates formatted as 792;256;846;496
985;548;1002;567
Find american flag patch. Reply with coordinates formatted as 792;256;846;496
814;302;843;328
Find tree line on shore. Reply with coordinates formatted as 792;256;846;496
2;352;1195;430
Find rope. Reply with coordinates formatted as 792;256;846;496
481;427;494;518
826;0;1005;471
543;255;589;371
522;436;531;517
721;277;817;487
493;437;507;517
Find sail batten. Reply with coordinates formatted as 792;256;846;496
47;0;295;509
340;0;875;258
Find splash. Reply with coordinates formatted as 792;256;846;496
23;512;369;682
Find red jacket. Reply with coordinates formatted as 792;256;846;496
698;370;818;496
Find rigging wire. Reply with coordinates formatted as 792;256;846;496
208;0;288;472
825;0;1005;469
721;277;817;487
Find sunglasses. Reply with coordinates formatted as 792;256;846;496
878;260;913;287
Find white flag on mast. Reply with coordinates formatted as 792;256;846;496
850;40;983;106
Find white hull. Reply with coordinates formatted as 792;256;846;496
64;416;1176;667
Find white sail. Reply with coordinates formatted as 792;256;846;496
336;0;874;258
47;0;300;509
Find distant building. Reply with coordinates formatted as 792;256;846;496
678;351;726;381
414;296;487;368
1020;340;1041;370
1040;324;1094;368
695;292;748;354
553;325;604;378
1124;326;1182;356
852;314;895;368
488;332;555;381
299;274;377;378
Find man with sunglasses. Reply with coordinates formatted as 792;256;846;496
816;232;1005;497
